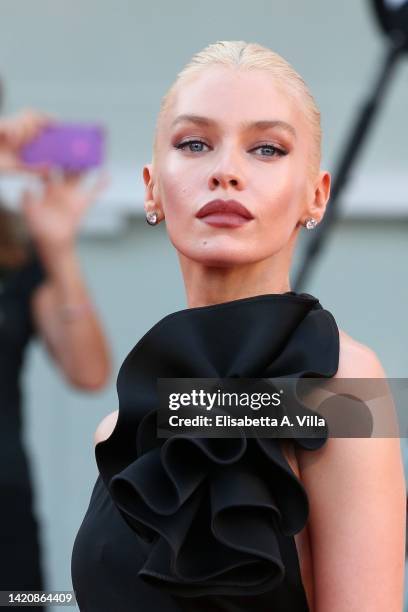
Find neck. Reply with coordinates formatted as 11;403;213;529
179;249;293;309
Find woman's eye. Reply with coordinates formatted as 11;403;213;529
251;144;286;157
174;140;287;157
175;140;209;153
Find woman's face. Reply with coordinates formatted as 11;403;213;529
145;65;329;266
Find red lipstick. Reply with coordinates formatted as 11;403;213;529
196;199;254;228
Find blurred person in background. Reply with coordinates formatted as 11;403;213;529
0;88;111;607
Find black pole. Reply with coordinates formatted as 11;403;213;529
294;34;406;292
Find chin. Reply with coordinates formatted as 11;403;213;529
174;242;263;268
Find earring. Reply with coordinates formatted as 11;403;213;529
304;217;318;230
146;211;158;225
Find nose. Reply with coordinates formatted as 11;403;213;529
208;148;245;191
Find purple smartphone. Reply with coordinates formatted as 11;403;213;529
20;122;105;171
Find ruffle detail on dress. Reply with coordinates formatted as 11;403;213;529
95;292;339;597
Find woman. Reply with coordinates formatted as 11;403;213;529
71;41;406;611
0;108;110;606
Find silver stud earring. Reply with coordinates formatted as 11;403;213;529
146;211;158;225
305;217;318;230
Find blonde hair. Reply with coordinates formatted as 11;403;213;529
152;40;322;176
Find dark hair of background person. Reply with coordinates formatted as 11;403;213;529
0;77;31;268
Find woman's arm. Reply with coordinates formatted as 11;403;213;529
1;109;110;390
26;174;110;390
31;246;110;391
298;343;406;612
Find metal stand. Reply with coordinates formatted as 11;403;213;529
294;33;407;291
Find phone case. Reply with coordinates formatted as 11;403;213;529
20;123;105;170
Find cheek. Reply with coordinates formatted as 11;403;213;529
254;160;306;224
158;159;198;218
157;165;198;251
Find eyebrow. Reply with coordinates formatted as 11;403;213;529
171;114;297;138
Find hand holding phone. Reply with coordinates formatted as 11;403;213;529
0;110;50;174
20;122;105;171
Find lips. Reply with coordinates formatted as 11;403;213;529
196;200;254;222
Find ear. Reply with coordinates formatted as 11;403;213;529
143;163;154;204
305;170;331;224
142;163;163;218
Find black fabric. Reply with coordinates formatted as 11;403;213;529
72;291;340;612
0;251;45;451
0;252;46;605
0;484;45;612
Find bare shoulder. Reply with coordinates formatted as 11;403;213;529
293;328;392;472
336;328;387;378
295;329;405;610
94;410;118;447
296;327;401;476
283;331;386;474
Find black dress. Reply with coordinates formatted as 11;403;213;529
71;291;339;612
0;254;45;603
